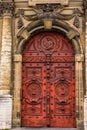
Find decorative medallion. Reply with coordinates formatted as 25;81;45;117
35;33;63;54
27;83;42;98
55;81;69;97
40;35;55;50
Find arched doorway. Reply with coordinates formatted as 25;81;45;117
21;31;76;127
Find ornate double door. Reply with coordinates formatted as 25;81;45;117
21;32;76;127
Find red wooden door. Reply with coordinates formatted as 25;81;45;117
21;32;76;127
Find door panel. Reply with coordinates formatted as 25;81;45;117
50;63;75;127
22;63;47;127
21;32;76;127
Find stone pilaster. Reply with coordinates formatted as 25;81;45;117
85;26;87;128
85;0;87;95
85;22;87;95
84;0;87;130
75;54;84;129
0;1;14;94
13;54;22;127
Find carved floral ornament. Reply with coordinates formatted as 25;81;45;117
0;1;14;15
15;4;83;29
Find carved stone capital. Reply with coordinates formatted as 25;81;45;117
75;54;84;62
0;2;14;16
14;54;22;62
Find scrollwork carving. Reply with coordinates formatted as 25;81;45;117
17;17;24;29
16;4;83;29
73;8;82;28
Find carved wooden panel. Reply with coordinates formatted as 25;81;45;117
21;32;76;127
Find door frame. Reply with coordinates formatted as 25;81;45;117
13;19;84;129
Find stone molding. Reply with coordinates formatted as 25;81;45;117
28;0;69;6
16;19;82;54
66;29;79;40
0;1;14;15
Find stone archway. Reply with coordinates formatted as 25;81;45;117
13;19;84;129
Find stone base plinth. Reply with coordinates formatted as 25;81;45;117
0;95;12;129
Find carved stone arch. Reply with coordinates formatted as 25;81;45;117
13;19;84;129
16;19;83;54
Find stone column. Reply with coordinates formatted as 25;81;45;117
75;54;84;129
0;2;14;129
0;2;14;94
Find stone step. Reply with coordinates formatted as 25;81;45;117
11;127;78;130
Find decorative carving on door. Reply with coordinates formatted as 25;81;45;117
55;81;69;98
21;32;76;127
